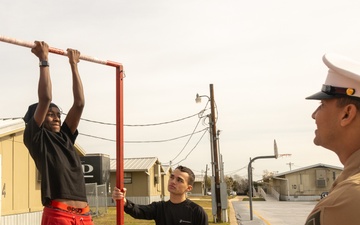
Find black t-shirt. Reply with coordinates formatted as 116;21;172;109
124;198;208;225
23;118;87;206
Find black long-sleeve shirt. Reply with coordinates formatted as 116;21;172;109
124;198;208;225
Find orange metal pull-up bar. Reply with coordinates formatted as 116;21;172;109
0;35;121;67
0;35;125;225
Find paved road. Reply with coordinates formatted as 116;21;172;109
231;196;317;225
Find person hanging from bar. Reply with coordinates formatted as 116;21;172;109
112;165;208;225
23;41;93;225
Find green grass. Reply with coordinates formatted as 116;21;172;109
241;197;265;201
93;196;231;225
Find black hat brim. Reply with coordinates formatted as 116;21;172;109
305;91;335;100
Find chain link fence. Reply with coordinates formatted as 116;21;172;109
86;183;108;217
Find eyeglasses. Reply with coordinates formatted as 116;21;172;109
322;85;356;96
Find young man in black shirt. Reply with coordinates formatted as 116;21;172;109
112;165;208;225
23;41;93;225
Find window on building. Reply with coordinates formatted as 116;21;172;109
124;172;132;184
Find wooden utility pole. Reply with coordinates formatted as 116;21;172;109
209;84;222;222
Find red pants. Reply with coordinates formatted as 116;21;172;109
42;207;93;225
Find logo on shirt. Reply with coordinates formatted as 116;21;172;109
179;219;191;224
305;210;321;225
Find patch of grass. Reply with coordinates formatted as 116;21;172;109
93;197;230;225
242;197;265;201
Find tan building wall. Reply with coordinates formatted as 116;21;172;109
126;172;150;196
161;167;171;199
191;181;204;195
269;165;342;201
109;161;171;205
0;130;43;216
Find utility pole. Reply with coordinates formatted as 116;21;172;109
209;84;222;222
286;162;294;171
195;84;222;222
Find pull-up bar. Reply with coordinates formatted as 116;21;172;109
0;35;121;67
0;35;125;225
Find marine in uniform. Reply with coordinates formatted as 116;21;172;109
305;53;360;225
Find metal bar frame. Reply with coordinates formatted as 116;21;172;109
0;35;125;225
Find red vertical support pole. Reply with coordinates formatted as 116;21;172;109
116;65;124;225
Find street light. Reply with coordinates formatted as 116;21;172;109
196;84;222;222
195;93;209;103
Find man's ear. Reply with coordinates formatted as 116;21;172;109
340;104;357;126
186;185;193;192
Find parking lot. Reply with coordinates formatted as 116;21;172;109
232;196;317;225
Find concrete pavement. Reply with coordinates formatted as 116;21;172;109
229;196;266;225
230;195;317;225
193;194;316;224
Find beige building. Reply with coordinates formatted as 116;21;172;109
0;118;43;224
0;118;86;225
263;163;343;201
109;158;205;205
109;157;172;206
189;175;205;196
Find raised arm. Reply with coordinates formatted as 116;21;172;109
64;48;85;134
32;41;52;127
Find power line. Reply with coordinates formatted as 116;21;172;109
1;109;209;128
79;128;208;143
0;117;23;120
225;166;247;176
171;128;209;166
61;111;204;127
79;133;116;142
125;128;208;143
169;108;207;163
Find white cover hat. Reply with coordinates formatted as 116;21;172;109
306;53;360;100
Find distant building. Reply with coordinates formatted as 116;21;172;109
263;163;343;201
188;175;205;196
109;157;171;206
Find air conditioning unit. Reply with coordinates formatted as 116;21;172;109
316;169;327;187
316;179;326;188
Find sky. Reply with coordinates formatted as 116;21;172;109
1;0;360;180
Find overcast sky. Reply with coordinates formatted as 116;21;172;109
1;0;360;180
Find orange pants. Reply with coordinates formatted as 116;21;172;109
42;207;93;225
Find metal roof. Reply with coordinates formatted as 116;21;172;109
110;157;161;172
0;118;24;138
274;163;343;177
162;165;172;174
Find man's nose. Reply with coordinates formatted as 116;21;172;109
311;107;319;119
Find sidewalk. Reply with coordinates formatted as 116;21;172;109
229;196;266;225
229;195;316;225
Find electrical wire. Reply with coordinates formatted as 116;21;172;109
171;128;209;167
125;128;208;143
61;112;202;127
169;106;208;163
225;166;247;175
0;117;23;120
